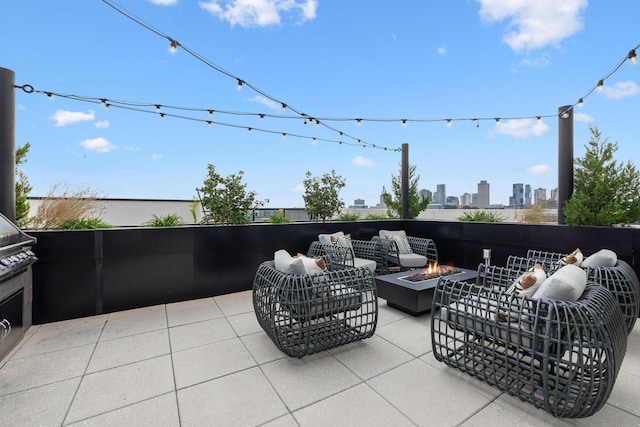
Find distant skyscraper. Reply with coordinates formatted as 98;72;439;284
534;188;547;204
446;196;459;206
419;189;432;203
471;193;478;207
525;184;532;207
460;192;472;207
433;184;446;205
477;180;490;208
512;183;525;207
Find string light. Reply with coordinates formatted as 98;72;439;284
629;49;637;64
155;104;161;112
401;119;407;127
208;110;214;116
168;37;179;52
236;79;243;90
281;103;287;112
446;119;452;127
494;118;500;123
577;98;584;107
596;79;604;91
356;118;362;126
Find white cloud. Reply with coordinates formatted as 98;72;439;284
491;118;549;138
249;95;281;110
478;0;587;51
517;53;550;69
149;0;178;5
94;120;110;129
352;156;376;168
574;112;595;123
80;137;116;153
199;0;318;27
292;183;304;193
51;109;95;127
123;145;141;152
151;154;164;160
527;164;553;175
601;80;640;100
437;47;447;55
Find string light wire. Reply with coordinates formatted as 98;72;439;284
101;0;380;150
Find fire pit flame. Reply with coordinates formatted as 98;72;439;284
402;262;461;282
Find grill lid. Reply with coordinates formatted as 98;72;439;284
0;212;36;251
0;212;37;280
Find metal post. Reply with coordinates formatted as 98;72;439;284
401;143;409;219
0;67;16;222
558;105;574;224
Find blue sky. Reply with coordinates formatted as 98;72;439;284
4;0;639;208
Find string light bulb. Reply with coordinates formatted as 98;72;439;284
401;119;407;127
446;119;452;127
208;110;214;116
536;116;542;123
168;38;179;52
155;104;161;112
597;79;604;91
628;49;638;64
100;99;109;109
578;98;584;107
494;118;500;123
356;118;362;126
236;79;243;90
281;103;287;112
206;121;212;127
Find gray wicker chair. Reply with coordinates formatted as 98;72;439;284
371;232;438;273
307;238;383;274
431;264;627;418
506;249;639;335
253;260;378;358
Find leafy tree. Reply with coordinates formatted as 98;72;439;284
563;126;640;226
197;164;265;225
15;142;32;227
382;163;429;218
302;170;346;222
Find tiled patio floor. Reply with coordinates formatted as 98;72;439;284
1;290;639;426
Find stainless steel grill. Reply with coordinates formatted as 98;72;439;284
0;212;37;360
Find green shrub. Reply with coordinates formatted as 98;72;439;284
458;211;504;223
145;213;184;227
363;213;388;220
57;218;112;229
337;212;361;221
266;214;291;223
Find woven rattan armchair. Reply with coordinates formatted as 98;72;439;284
307;234;383;274
371;230;438;273
506;249;639;335
431;264;627;418
253;260;378;358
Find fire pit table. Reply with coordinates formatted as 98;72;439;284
375;265;477;316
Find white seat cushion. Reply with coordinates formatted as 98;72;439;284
354;257;377;274
398;253;428;268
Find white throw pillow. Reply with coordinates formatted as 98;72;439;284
532;264;587;302
379;229;406;239
506;263;546;297
298;255;326;275
392;234;413;254
555;248;584;268
331;233;353;252
318;231;344;245
581;249;618;268
273;249;306;275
